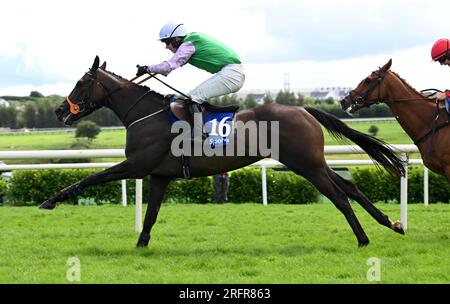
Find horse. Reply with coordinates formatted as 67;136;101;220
341;59;450;183
40;56;406;248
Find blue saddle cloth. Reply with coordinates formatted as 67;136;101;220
166;101;234;149
203;112;234;148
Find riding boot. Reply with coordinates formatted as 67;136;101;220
188;103;205;141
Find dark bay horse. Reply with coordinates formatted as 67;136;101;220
341;59;450;183
40;56;406;247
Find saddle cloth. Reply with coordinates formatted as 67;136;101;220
166;97;236;148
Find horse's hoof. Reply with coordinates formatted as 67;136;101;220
39;199;56;210
358;239;370;247
136;233;151;248
391;221;405;235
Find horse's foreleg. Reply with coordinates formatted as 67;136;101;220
39;160;136;209
136;175;171;248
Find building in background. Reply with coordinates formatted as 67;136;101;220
236;87;352;104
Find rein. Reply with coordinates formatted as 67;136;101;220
67;69;193;129
67;72;168;127
413;99;449;150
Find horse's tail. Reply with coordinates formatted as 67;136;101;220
304;107;406;177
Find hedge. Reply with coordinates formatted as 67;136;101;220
2;166;449;206
350;167;450;204
228;168;319;204
5;169;130;206
2;168;318;206
0;178;7;204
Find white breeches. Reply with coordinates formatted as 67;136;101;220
188;64;245;103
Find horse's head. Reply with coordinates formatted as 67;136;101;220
340;59;392;115
56;56;108;125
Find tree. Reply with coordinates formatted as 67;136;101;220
324;97;335;105
368;125;379;136
24;102;37;128
75;120;101;140
275;90;299;106
30;91;44;98
0;106;19;128
243;94;257;109
263;92;274;104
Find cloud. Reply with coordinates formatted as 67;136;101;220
1;0;450;96
240;0;450;62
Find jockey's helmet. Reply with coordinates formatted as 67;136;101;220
159;22;189;41
431;38;449;62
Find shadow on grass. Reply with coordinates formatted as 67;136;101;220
71;242;342;260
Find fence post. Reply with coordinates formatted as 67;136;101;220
424;167;429;207
261;165;268;206
135;179;143;232
400;154;408;231
121;179;127;207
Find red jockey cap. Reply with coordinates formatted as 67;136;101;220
431;38;450;61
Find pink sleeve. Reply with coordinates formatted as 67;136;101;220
148;42;195;76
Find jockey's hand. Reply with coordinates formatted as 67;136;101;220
136;65;150;77
435;92;446;101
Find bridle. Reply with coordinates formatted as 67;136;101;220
347;69;389;108
66;71;111;116
346;70;439;110
64;70;169;128
346;69;450;150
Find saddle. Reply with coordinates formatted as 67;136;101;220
167;96;239;122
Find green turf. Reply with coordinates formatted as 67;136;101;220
0;120;417;164
0;129;125;151
323;120;413;145
1;203;449;283
0;120;412;151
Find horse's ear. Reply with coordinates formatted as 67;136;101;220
91;55;100;72
100;61;107;70
382;59;392;71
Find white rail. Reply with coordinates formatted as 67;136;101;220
0;145;422;231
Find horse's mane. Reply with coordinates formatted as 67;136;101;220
100;68;165;100
389;70;426;98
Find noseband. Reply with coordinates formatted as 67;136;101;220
66;71;111;115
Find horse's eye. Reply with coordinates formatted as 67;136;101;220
363;78;371;84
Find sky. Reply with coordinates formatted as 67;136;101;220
1;0;450;97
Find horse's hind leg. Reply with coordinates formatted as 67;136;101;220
292;165;370;246
326;167;405;235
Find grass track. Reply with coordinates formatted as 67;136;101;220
0;120;412;151
1;203;449;283
0;120;419;162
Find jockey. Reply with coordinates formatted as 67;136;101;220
136;22;245;127
431;38;450;112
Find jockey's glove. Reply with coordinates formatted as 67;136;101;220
136;65;150;77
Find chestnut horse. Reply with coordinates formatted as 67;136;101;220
341;59;450;182
40;56;406;247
